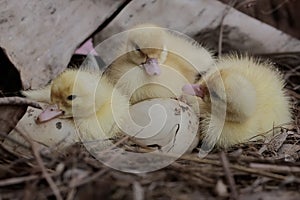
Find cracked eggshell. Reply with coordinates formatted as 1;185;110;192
3;107;79;155
123;98;200;154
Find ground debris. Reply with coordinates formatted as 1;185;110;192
0;119;299;199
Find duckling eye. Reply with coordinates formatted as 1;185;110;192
210;90;220;100
210;90;226;103
66;95;77;101
133;43;142;52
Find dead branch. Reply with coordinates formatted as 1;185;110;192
0;97;41;109
220;151;239;200
218;0;237;57
15;128;63;200
260;0;291;15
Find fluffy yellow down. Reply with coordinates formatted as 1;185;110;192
197;56;291;148
104;23;214;104
23;69;129;143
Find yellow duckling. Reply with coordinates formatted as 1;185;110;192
183;56;291;148
23;69;129;143
104;23;214;104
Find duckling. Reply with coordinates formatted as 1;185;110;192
183;55;291;148
23;69;129;143
104;23;214;104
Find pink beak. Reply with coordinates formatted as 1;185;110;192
75;38;98;56
37;104;63;123
143;58;161;76
182;84;205;98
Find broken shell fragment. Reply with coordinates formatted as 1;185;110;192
3;107;79;155
122;98;200;154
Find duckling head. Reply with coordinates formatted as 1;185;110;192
38;70;102;122
126;24;168;76
183;69;257;123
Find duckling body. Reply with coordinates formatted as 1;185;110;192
104;24;214;104
183;56;291;148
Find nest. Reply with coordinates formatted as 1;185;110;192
0;53;299;200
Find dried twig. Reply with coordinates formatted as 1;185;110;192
286;89;300;100
218;0;237;57
235;0;256;9
0;131;31;150
66;189;76;200
0;97;41;108
133;181;144;200
249;163;300;173
0;174;40;187
231;164;286;180
260;0;291;15
15;128;63;200
171;162;215;184
32;144;62;199
220;151;238;200
70;168;108;188
182;154;287;180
